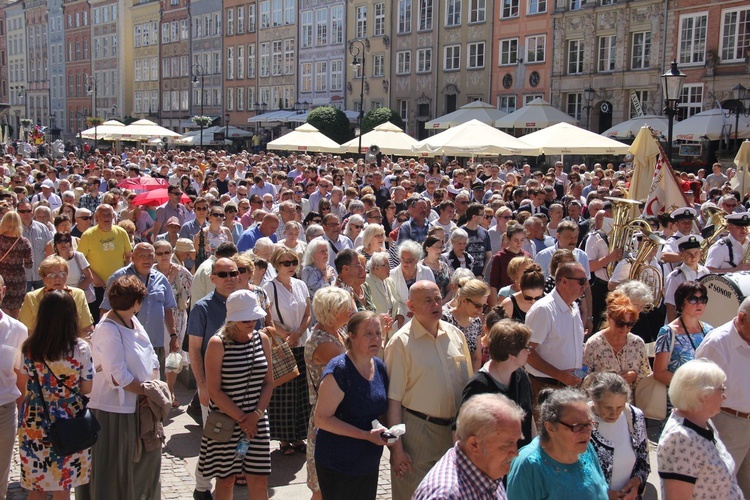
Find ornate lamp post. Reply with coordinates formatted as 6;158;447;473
661;61;686;163
583;86;596;131
349;39;367;158
724;84;750;150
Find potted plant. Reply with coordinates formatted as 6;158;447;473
20;118;33;128
86;116;103;127
192;115;212;128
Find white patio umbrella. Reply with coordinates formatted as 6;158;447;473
424;101;507;130
730;140;750;196
674;108;750;141
602;115;669;140
266;123;341;153
413;119;539;156
339;122;421;156
174;135;232;146
193;125;253;138
247;110;298;124
80;120;126;140
119;119;182;140
494;98;578;130
519;122;630;155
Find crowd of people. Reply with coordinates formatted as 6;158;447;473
0;147;748;499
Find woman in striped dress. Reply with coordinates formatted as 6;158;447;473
198;290;274;500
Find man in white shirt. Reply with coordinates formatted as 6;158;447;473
705;212;750;274
696;297;750;498
321;213;353;269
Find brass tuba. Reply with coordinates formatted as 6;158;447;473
628;220;666;304
699;205;727;263
604;197;643;278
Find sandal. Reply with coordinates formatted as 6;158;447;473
280;444;295;455
292;441;307;453
171;396;180;408
234;476;247;486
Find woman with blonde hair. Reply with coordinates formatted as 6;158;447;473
498;256;534;298
356;224;386;263
443;277;489;372
0;210;33;317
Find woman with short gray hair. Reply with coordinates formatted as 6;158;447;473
442;228;474;274
507;387;609;499
657;359;741;499
389;240;435;328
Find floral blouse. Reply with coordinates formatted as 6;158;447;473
441;309;482;354
583;332;652;399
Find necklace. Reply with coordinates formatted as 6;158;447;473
112;309;134;329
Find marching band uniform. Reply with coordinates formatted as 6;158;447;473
705;213;750;273
660;207;698;274
664;235;710;310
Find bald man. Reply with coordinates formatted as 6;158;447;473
236;213;279;252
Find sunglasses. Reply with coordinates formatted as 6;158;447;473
17;209;32;214
279;259;299;267
77;215;92;220
211;213;226;218
352;224;363;229
213;270;240;278
311;219;322;224
499;215;512;220
522;293;544;301
465;297;487;312
557;420;598;433
237;266;249;274
483;215;493;220
686;295;708;305
195;206;208;211
564;276;588;286
614;319;636;328
521;345;534;351
170;191;183;196
397;218;408;223
155;251;172;256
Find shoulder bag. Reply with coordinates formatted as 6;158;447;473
634;325;676;420
73;253;96;303
31;360;100;456
0;237;20;263
194;228;207;270
270;282;300;388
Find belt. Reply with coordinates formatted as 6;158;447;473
404;408;453;426
721;407;750;419
529;374;566;388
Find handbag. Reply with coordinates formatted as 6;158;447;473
32;361;100;456
270;282;300;388
635;325;676;420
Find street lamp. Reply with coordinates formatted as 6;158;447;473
86;75;101;150
224;112;230;143
349;39;367;159
724;84;750;150
583;86;596;131
192;64;206;150
661;60;686;164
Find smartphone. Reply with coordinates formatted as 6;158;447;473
381;431;398;444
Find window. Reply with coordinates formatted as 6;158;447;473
467;42;485;68
570;0;582;10
237;87;245;110
373;55;385;76
631;31;650;69
629;90;648;119
444;45;460;70
271;40;282;75
356;6;367;39
528;0;546;14
398;100;409;132
469;0;485;23
162;23;169;44
284;39;294;75
398;0;412;33
226;88;234;111
419;0;433;30
721;7;750;62
284;0;294;25
566;93;582;120
396;50;411;74
525;35;545;63
331;6;343;44
181;20;189;39
238;6;245;34
417;48;432;72
374;3;385;36
567;39;584;74
272;0;282;26
248;4;256;31
247;44;256;78
301;11;313;48
330;59;343;90
247;87;255;109
678;13;707;65
226;8;234;36
162;58;170;78
678;83;703;120
315;61;327;91
598;35;616;72
162;91;171;111
498;95;517;113
446;0;461;26
237;45;245;79
501;0;518;19
260;1;270;28
301;63;312;92
499;38;518;65
260;42;269;76
227;47;234;79
316;9;328;45
601;0;615;4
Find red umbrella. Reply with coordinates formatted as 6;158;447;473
117;177;169;191
132;188;191;207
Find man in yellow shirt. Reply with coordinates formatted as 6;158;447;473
77;204;132;322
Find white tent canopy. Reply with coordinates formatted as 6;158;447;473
424;101;507;130
182;125;253;138
494;98;578;130
413;119;539;156
174;135;232;146
519;122;630;155
247;110;299;124
80;119;126;140
602;115;669;139
118;119;182;140
674;108;750;141
340;122;421;156
266;123;341;153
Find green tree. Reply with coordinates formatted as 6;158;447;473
306;106;353;144
361;108;406;134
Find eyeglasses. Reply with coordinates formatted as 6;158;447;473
686;295;708;305
155;251;172;256
211;213;226;219
195;206;208;211
522;293;544;301
312;219;322;224
563;276;588;286
237;266;249;274
715;385;727;393
170;191;183;196
352;224;363;229
368;215;383;221
279;259;299;267
614;319;637;328
397;218;408;223
45;271;68;279
521;345;534;351
499;215;513;220
212;270;240;278
557;420;598;433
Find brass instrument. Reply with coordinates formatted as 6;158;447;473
699;205;727;264
628;220;666;305
604;197;643;278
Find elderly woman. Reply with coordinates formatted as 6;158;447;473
344;215;365;247
304;288;353;498
442;228;473;274
0;211;33;318
263;246;312;455
507;388;609;499
19;255;95;336
501;263;544;323
657;359;742;499
301;237;336;299
586;372;650;500
654;281;712;388
197;290;273;500
442;277;488;372
314;311;392;500
584;292;652;396
281;221;306;259
356;223;386;263
87;275;161;499
390;240;435;328
460;319;534;449
173;238;196;269
365;252;397;336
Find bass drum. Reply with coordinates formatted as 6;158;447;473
698;273;750;327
